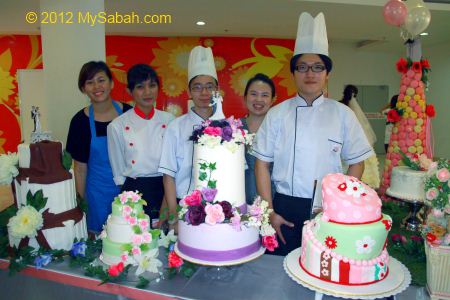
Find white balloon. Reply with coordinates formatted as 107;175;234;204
404;5;431;36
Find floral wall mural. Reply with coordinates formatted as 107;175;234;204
0;35;296;154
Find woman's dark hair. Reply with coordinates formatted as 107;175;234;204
390;94;398;109
340;84;358;106
127;64;160;91
244;73;276;98
289;54;333;74
78;61;113;91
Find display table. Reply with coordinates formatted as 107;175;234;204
0;254;430;300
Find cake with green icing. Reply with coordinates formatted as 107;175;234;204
300;173;392;285
100;191;160;266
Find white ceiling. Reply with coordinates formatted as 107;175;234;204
0;0;449;53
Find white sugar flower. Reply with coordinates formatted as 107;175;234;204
355;236;376;254
198;135;221;148
223;141;239;153
134;248;162;275
260;224;276;236
8;206;43;239
0;152;19;185
158;229;177;248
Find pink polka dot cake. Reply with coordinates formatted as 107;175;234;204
300;173;392;285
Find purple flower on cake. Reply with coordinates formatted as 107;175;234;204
221;126;233;142
184;190;203;206
204;203;225;225
230;212;241;231
426;188;439;201
187;205;206;226
436;168;450;182
201;187;218;202
204;126;222;136
218;201;233;219
132;234;144;246
142;232;152;243
122;205;132;217
70;241;87;257
139;219;150;231
355;236;375;254
132;246;142;256
34;253;52;269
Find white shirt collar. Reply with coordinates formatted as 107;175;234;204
295;93;325;107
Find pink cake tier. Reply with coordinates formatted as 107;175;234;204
322;173;382;224
177;220;261;262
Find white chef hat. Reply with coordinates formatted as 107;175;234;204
187;46;218;84
294;12;329;57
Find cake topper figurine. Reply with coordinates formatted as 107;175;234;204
31;106;41;133
209;91;225;120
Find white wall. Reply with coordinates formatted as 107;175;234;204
422;41;450;159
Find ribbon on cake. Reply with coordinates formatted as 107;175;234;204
18;205;84;250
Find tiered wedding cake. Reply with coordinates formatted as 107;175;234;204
300;173;392;285
175;117;277;264
8;141;87;251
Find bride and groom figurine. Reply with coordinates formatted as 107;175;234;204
30;106;52;142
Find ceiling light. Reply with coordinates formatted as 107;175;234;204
196;21;205;26
420;32;429;36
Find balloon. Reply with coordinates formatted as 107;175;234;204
404;4;431;36
383;0;408;26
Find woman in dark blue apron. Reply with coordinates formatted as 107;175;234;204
67;61;132;232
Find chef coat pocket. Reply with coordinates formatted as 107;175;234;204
328;138;343;166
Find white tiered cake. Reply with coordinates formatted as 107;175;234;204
387;166;427;201
9;141;87;251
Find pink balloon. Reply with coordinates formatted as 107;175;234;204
414;105;422;113
398;93;405;100
400;85;407;93
406;139;414;146
414;73;422;80
401;146;408;153
383;0;408;26
399;140;406;147
419;81;424;88
408;119;416;126
416;87;423;95
410;80;419;88
402;77;411;86
392;158;399;166
417;112;424;119
407;70;415;78
409;100;417;107
399;132;406;140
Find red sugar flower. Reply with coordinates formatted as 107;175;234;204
168;251;184;268
426;232;437;243
396;58;408;74
412;61;422;73
421;59;430;69
382;220;392;231
325;236;337;249
387;109;401;123
337;182;347;191
108;262;124;277
425;104;436;118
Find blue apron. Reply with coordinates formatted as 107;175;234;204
85;101;122;232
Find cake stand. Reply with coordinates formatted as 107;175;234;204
284;248;411;300
385;189;425;232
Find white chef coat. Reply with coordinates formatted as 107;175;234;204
107;106;175;186
158;108;206;199
251;94;374;199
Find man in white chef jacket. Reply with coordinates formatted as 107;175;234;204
158;46;219;230
252;12;374;256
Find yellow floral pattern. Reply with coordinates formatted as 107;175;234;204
0;49;15;104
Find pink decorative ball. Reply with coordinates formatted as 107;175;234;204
399;132;406;140
406;139;414;146
409;100;417;107
409;132;418;140
398;140;406;147
407;70;415;78
408;119;416;126
402;77;411;86
398;93;405;101
401;146;408;153
414;73;422;80
419;132;426;140
414;105;422;113
416;87;424;95
406;126;413;133
399;85;407;93
392;158;398;166
410;80;419;88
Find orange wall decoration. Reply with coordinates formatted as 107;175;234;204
0;35;296;154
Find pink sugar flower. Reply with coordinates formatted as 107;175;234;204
131;192;141;202
436;168;450;182
204;126;222;136
132;246;141;256
119;193;128;204
426;188;439;201
262;235;279;252
204;203;225;225
120;252;128;262
139;219;149;230
122;205;132;217
230;213;241;231
131;234;143;245
128;216;137;226
142;232;152;243
184;190;202;206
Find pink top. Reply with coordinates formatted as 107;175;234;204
321;173;382;224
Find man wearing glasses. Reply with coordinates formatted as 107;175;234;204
252;13;373;255
158;46;219;230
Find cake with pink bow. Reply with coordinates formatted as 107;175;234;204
300;173;392;285
174;118;278;264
